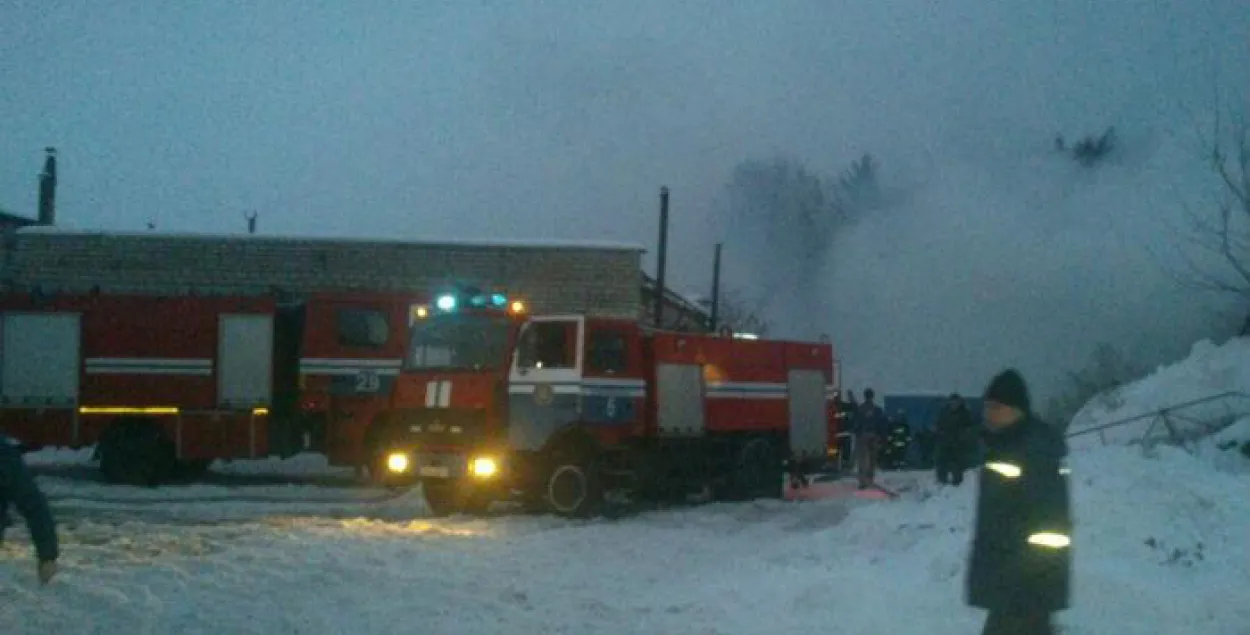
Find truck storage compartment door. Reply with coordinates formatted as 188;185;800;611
218;313;274;409
1;312;81;407
655;363;705;437
786;369;827;459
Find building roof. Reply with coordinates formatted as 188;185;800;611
16;226;646;252
0;207;36;227
641;273;709;316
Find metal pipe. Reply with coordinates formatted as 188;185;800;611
37;147;57;225
709;242;722;331
654;186;669;328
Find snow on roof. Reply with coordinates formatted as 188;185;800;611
1068;336;1250;449
15;225;646;252
677;289;711;307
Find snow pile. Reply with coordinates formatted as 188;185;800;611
23;446;356;481
4;335;1249;634
208;452;356;479
2;439;1246;635
22;447;94;467
1205;417;1250;474
1068;337;1250;449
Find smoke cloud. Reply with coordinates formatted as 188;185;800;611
706;0;1250;403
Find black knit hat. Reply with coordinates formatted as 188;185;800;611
984;369;1030;412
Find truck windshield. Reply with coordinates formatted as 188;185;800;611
407;314;511;371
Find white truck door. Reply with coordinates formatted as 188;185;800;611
507;315;585;451
786;369;829;460
218;313;274;409
1;312;81;407
655;363;706;438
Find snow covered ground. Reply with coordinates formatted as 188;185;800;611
3;340;1248;634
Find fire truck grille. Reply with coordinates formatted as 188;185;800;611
390;408;491;446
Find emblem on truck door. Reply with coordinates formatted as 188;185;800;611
534;383;554;406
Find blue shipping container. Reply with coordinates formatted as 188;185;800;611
883;393;984;468
882;393;984;432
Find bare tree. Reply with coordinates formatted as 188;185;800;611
1043;342;1143;430
723;157;837;278
837;153;881;211
700;288;772;337
1175;108;1250;321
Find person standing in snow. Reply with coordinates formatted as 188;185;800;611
967;370;1071;635
852;388;889;489
935;393;976;486
880;410;913;470
0;435;59;585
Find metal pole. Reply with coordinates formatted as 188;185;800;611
38;147;57;225
654;186;669;328
709;242;722;331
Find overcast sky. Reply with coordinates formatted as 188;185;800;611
3;1;1249;402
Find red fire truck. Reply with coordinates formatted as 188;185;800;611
0;290;419;484
370;287;839;516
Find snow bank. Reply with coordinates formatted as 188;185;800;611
4;335;1248;634
208;452;356;479
21;447;94;467
23;446;354;480
2;440;1246;635
1068;337;1250;449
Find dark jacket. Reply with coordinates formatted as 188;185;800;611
967;415;1071;612
935;404;975;449
851;402;889;437
0;437;59;562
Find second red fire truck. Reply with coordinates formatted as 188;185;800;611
369;287;840;516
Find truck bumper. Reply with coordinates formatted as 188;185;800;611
382;448;514;490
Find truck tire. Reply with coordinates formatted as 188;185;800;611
176;459;213;480
97;418;175;487
543;459;602;518
721;437;781;501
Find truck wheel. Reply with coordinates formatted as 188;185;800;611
97;419;175;486
176;459;213;480
721;437;781;501
544;460;602;518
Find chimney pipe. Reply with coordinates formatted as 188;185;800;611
654;186;670;328
37;147;57;226
709;242;722;332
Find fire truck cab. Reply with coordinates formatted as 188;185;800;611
376;288;838;516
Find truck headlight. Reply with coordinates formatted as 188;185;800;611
470;456;498;478
386;452;411;473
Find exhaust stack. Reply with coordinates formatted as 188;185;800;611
709;242;722;331
654;186;670;328
37;147;57;226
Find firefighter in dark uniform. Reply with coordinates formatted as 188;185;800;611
879;409;912;470
0;436;59;585
935;393;976;485
967;370;1071;635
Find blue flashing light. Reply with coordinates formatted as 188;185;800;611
490;293;507;307
435;294;457;311
469;294;488;307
